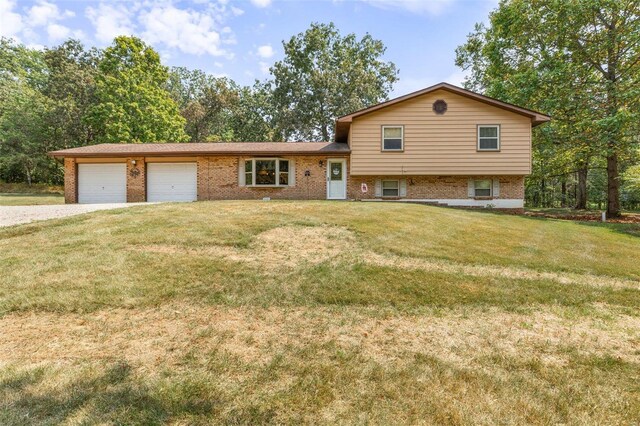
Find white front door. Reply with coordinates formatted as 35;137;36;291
147;163;197;202
326;159;347;200
78;163;127;204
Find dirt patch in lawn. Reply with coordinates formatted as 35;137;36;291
136;225;356;271
1;304;638;370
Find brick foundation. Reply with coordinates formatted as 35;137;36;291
347;175;524;200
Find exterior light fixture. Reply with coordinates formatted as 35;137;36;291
318;160;324;167
131;159;136;165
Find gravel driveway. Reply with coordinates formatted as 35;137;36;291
0;203;144;227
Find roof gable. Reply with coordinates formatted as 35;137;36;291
335;82;550;143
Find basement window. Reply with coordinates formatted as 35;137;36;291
382;180;399;197
474;180;492;197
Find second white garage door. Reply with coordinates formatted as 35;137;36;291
147;163;197;202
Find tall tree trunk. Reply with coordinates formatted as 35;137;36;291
575;167;588;210
607;152;621;217
561;180;567;208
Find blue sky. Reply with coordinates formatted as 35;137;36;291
1;0;498;96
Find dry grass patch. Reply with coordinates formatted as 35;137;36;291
1;304;639;424
1;304;638;368
135;224;356;272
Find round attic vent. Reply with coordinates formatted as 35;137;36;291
433;99;447;115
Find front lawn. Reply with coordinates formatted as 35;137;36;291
0;193;64;206
0;201;638;424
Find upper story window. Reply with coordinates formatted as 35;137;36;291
244;158;289;186
477;125;500;151
382;126;404;151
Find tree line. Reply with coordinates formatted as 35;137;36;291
0;23;398;185
456;0;640;216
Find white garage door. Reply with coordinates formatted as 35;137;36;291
78;163;127;204
147;163;197;202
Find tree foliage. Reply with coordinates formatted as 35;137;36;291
87;36;187;144
271;22;398;141
456;0;640;215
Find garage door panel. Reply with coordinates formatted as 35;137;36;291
78;164;127;204
147;163;197;202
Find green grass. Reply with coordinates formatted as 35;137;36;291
0;193;64;206
0;201;639;424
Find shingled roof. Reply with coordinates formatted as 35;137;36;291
49;142;350;158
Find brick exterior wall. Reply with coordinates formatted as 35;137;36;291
126;157;146;202
64;158;77;204
63;155;524;209
347;175;524;200
196;155;347;200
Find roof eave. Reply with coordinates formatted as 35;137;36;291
48;150;351;158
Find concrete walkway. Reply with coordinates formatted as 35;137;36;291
0;203;144;227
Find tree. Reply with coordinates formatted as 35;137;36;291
0;38;54;184
168;67;275;142
271;22;398;141
42;40;99;151
456;0;640;217
229;81;278;141
87;36;187;143
0;86;54;185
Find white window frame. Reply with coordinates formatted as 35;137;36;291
382;179;400;197
477;125;500;151
474;179;493;197
381;125;404;151
245;158;290;187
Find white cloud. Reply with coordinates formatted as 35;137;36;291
85;3;135;44
256;44;274;58
139;4;228;56
360;0;456;15
1;0;76;42
47;23;70;41
0;0;23;38
28;0;61;27
231;6;244;16
250;0;272;8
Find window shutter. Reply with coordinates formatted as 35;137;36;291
492;179;500;197
375;179;382;197
468;179;475;198
238;160;245;186
289;160;295;186
399;179;407;197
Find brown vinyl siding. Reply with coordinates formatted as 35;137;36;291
349;89;532;176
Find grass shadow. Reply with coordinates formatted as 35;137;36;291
0;361;217;425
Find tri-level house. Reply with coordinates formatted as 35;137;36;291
50;83;550;210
